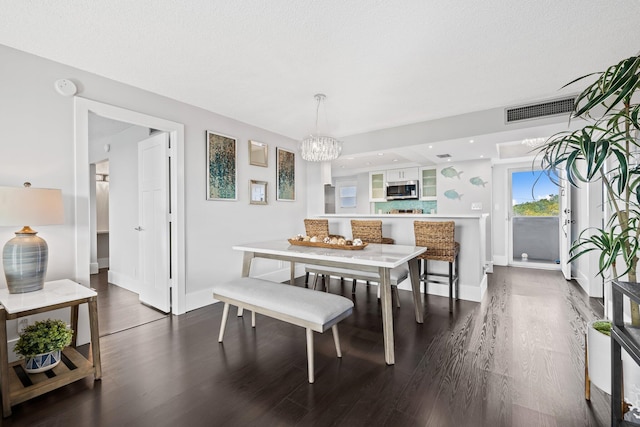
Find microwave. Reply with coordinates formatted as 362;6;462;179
386;181;419;200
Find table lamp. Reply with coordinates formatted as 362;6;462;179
0;183;64;293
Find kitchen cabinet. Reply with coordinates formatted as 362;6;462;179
420;167;437;200
369;171;386;202
386;167;419;182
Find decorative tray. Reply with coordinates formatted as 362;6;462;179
287;239;368;250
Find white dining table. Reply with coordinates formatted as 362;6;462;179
232;240;426;365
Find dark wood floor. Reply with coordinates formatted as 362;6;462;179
0;267;609;426
91;269;168;337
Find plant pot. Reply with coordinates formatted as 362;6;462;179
587;320;640;408
587;319;611;394
24;350;61;374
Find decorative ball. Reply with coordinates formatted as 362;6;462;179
310;236;318;242
303;235;311;242
353;238;363;246
323;236;331;244
337;238;346;245
330;237;339;244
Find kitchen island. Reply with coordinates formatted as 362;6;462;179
317;213;490;303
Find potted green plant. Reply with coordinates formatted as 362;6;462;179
536;54;640;400
14;319;73;374
537;54;640;315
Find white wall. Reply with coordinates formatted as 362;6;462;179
96;182;109;232
437;159;491;216
0;44;308;315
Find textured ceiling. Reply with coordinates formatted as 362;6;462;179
1;1;639;146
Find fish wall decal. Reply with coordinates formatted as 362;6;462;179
469;176;488;187
441;166;463;179
444;189;463;200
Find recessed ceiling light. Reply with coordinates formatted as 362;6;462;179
480;155;484;158
392;159;398;162
428;145;433;149
469;139;474;143
377;153;384;156
447;158;451;162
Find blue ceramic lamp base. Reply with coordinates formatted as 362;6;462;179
2;228;48;294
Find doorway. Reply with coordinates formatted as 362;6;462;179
74;97;186;316
509;168;561;269
87;118;171;334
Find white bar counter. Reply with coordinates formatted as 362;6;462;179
317;213;490;303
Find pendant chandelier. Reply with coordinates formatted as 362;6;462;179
300;94;342;162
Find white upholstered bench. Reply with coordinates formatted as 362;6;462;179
213;277;354;383
305;265;408;308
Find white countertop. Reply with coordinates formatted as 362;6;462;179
319;213;489;219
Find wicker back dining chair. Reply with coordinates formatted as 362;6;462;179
413;221;460;312
304;219;332;239
303;219;344;287
349;220;396;293
350;220;395;245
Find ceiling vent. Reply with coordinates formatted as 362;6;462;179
505;96;575;123
436;154;451;158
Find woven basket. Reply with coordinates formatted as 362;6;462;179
413;221;459;262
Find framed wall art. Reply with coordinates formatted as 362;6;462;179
249;140;268;167
276;147;295;201
249;180;268;205
206;131;237;200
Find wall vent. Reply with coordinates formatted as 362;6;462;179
436;154;451;158
505;96;575;123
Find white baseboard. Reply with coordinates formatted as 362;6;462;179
186;288;219;312
107;270;140;294
90;262;99;275
396;274;486;303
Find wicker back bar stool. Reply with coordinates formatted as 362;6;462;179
413;221;460;312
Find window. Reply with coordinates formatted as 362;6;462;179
339;185;357;208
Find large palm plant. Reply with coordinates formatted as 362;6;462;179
536;54;640;325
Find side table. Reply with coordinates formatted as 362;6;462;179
0;279;102;417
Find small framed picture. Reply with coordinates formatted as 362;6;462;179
276;147;295;201
249;140;268;167
206;131;237;201
249;180;268;205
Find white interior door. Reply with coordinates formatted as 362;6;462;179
559;169;572;280
137;132;171;313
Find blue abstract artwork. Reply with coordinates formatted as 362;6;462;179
207;131;237;200
276;147;295;201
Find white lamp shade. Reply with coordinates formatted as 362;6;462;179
0;186;64;227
